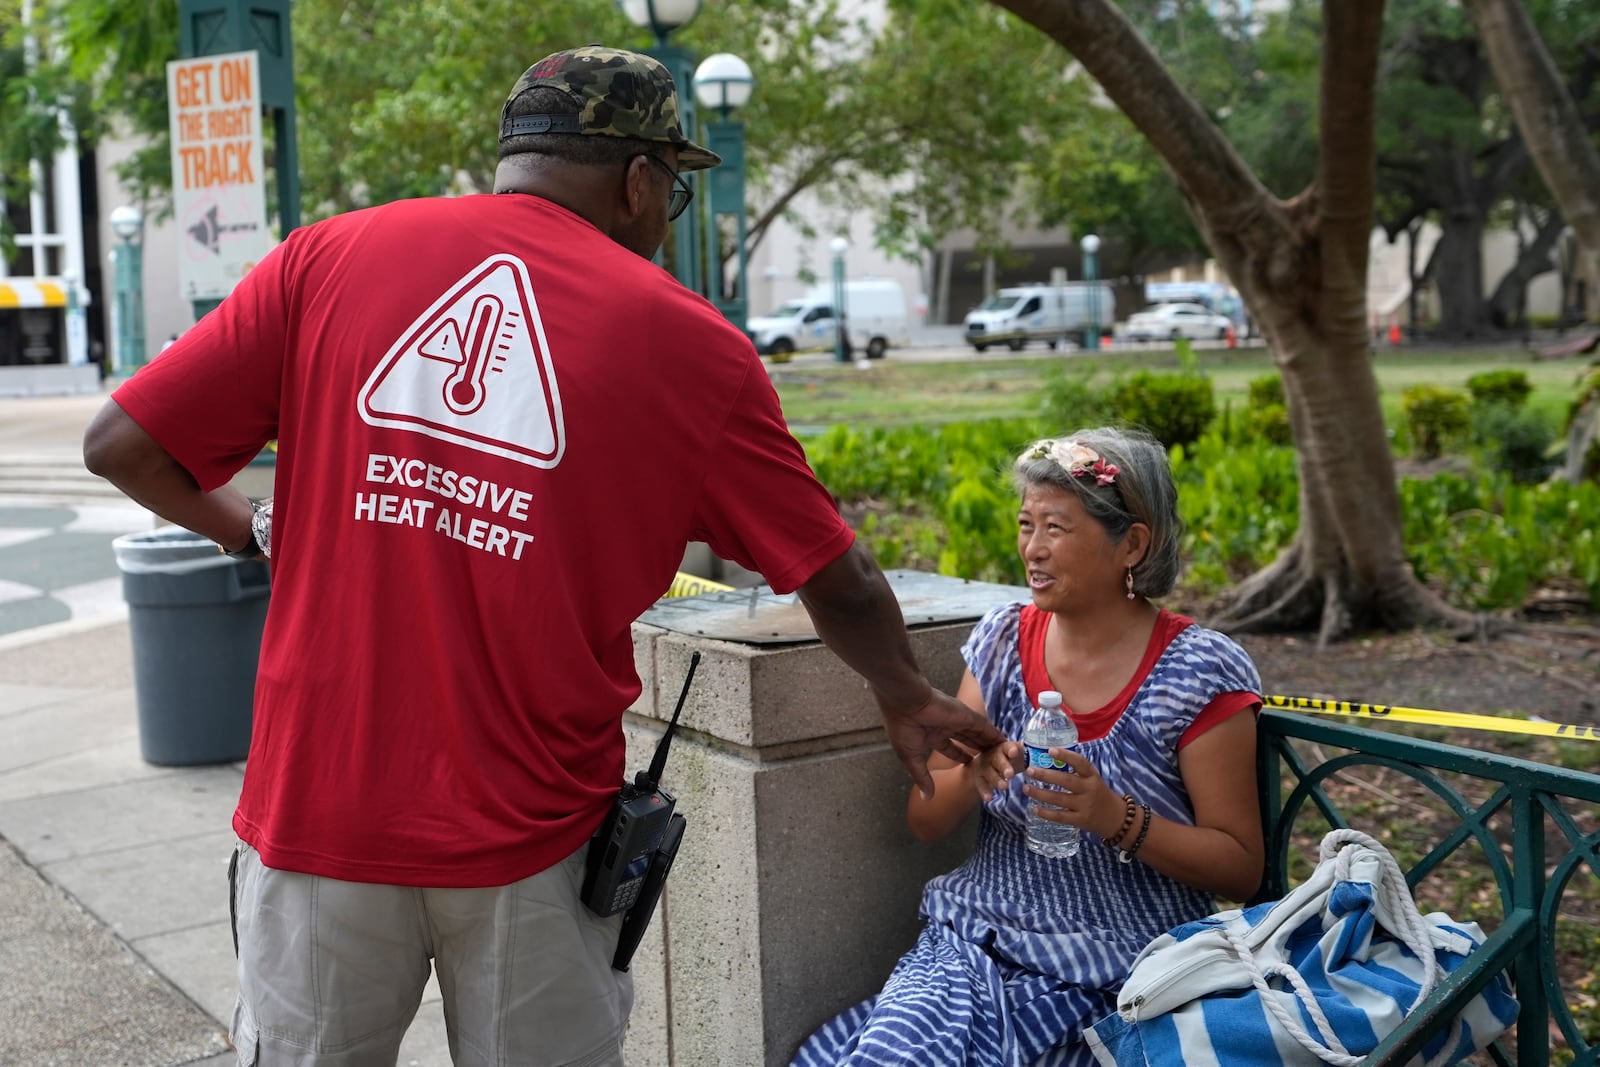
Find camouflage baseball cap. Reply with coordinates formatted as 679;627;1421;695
500;46;721;171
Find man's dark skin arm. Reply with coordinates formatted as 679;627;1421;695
797;541;1005;798
82;399;259;555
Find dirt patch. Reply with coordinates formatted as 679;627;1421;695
1231;620;1600;727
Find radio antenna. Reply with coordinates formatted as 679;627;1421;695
644;651;699;787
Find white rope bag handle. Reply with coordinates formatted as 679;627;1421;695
1219;828;1467;1067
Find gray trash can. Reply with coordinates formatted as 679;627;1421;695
112;527;270;766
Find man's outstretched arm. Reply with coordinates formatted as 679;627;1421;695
796;541;1005;798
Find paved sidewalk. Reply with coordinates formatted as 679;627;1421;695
0;617;453;1066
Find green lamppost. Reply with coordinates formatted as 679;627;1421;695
1081;233;1101;351
620;0;704;296
830;236;850;363
109;205;147;371
693;52;753;334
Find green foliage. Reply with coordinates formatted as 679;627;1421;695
1106;371;1217;449
7;0;1092;266
1224;2;1322;200
1;3;105;249
1401;385;1471;459
1465;369;1533;409
937;466;1024;583
1235;374;1292;445
1036;365;1113;432
1470;403;1556;484
1027;107;1207;276
803;418;1038;585
802;418;1042;510
1247;374;1285;409
1401;475;1600;610
1172;432;1301;594
804;412;1600;616
1568;365;1600;433
1245;404;1293;446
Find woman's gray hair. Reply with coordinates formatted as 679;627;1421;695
1012;427;1183;598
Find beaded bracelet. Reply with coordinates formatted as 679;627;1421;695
1103;794;1137;850
1116;804;1154;865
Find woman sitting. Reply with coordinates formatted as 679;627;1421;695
790;427;1265;1067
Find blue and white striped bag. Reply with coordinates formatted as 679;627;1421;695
1085;829;1518;1067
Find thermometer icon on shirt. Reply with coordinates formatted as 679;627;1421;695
446;295;505;415
418;294;509;417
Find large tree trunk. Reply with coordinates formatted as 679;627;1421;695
1464;0;1600;319
1487;208;1564;328
1432;211;1491;338
988;0;1473;644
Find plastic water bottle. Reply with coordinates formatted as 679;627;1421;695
1024;690;1080;858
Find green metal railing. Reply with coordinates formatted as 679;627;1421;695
1256;709;1600;1067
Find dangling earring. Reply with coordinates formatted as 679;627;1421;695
1125;568;1136;600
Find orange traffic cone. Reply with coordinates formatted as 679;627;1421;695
1387;322;1403;346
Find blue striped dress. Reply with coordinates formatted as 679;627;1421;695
790;602;1262;1067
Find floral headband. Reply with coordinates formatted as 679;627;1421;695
1021;437;1120;487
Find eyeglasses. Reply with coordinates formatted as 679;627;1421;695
637;154;693;221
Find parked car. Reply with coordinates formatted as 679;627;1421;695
1114;302;1234;342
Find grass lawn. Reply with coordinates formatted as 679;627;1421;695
772;343;1589;433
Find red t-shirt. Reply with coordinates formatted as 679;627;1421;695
1017;606;1257;746
114;195;854;887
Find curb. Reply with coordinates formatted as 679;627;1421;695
0;608;129;653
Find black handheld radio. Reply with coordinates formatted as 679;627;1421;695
581;652;699;971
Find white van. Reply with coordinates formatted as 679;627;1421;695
962;283;1115;352
747;278;910;361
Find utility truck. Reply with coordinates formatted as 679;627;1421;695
747;278;910;362
962;283;1116;352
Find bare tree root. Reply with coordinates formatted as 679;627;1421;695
1206;542;1519;647
1207;547;1322;634
1317;573;1354;649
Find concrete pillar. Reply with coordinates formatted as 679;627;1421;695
621;577;1015;1065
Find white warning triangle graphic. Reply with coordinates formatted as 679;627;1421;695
357;254;564;467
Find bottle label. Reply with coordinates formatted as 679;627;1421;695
1025;744;1069;771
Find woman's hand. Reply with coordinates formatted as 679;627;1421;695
906;667;1012;843
1020;749;1124;838
966;740;1025;802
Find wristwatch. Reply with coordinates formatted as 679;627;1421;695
219;498;270;560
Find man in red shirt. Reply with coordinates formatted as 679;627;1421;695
84;45;1001;1066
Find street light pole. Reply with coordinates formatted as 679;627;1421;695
693;52;753;334
109;204;146;372
620;0;704;296
830;236;850;364
1080;233;1101;352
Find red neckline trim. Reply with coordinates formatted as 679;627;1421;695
1018;606;1193;741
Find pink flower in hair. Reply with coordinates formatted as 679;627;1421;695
1021;437;1119;487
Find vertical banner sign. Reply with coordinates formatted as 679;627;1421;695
167;50;272;301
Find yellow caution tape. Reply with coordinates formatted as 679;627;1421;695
664;572;735;599
1265;694;1600;743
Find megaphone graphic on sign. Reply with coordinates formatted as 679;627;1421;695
187;205;258;256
